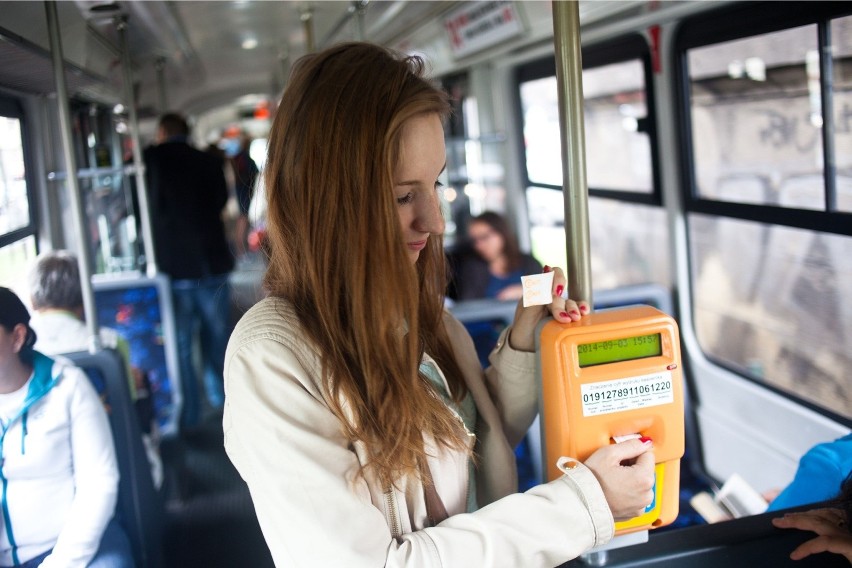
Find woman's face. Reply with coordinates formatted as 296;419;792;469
394;114;446;264
468;220;503;262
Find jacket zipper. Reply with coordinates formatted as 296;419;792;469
421;357;477;514
384;487;401;539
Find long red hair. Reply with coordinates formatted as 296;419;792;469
263;43;468;485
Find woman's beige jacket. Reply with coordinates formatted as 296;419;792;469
224;297;614;567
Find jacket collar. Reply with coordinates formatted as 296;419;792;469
21;351;58;417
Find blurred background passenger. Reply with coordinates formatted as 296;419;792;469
27;250;162;488
28;251;131;369
0;287;132;568
449;211;542;301
144;112;233;431
222;129;259;259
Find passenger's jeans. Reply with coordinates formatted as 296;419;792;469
172;274;232;430
2;516;133;568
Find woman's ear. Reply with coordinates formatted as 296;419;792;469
11;323;28;354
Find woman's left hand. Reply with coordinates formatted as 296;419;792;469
508;266;588;352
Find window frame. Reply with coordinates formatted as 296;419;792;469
515;33;662;206
675;1;852;425
0;95;38;251
675;1;852;238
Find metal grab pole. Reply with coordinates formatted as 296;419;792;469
553;0;593;310
355;0;368;41
301;8;315;53
117;16;158;277
155;56;168;113
44;0;101;352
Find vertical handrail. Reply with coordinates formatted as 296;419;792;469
117;16;158;277
355;0;368;41
155;56;168;113
552;0;593;309
302;8;316;53
44;0;102;352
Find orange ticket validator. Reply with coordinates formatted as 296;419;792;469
538;305;684;534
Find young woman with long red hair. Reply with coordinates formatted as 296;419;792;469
223;42;655;567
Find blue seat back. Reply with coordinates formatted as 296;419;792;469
64;348;164;568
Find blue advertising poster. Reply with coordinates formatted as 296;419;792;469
94;277;179;436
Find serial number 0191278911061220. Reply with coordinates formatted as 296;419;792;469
579;372;674;417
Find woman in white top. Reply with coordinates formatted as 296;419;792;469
0;287;132;568
224;42;656;567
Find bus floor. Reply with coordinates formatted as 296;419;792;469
160;411;275;568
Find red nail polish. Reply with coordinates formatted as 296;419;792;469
579;305;588;313
639;436;652;444
570;310;579;317
559;311;570;318
555;285;564;297
543;265;552;273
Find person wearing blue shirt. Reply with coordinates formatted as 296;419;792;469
768;433;852;511
448;211;542;302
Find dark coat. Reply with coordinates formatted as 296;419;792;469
144;141;234;279
231;150;259;217
447;246;542;301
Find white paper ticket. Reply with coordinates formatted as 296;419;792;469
521;271;554;307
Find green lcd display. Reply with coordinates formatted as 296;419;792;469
577;333;662;367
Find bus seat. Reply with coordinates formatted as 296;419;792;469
64;348;164;568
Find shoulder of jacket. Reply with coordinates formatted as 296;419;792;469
48;358;90;394
51;356;84;376
441;309;475;350
229;297;313;354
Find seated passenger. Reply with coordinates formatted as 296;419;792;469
767;433;852;512
0;287;133;568
448;211;542;301
27;250;163;489
28;251;131;367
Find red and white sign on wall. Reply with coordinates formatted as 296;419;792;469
444;1;524;59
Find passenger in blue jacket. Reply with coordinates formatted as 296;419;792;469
448;211;542;301
0;287;132;568
768;433;852;512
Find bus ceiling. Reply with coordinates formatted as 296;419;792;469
0;1;683;132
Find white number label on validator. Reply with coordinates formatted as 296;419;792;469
580;371;674;417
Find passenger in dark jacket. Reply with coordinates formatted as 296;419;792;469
448;211;542;301
144;115;233;280
222;130;259;258
144;113;234;430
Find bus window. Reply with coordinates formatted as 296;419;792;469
0;116;29;234
520;76;561;188
681;8;852;417
58;102;141;275
0;108;37;294
441;72;509;246
584;59;652;193
518;37;667;289
689;214;850;416
832;15;852;212
526;189;670;289
688;25;825;210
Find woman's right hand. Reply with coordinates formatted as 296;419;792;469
584;438;656;520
